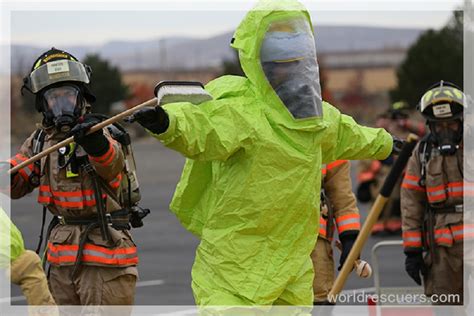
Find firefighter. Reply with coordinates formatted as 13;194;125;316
311;160;360;304
357;101;425;235
401;81;467;305
2;48;138;305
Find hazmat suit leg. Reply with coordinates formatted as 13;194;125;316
273;257;314;306
310;237;334;303
192;257;314;306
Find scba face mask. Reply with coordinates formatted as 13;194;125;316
429;120;463;156
42;85;82;132
260;18;322;119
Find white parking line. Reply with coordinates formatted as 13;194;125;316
0;295;26;303
341;287;376;295
136;279;165;287
153;309;198;316
1;279;166;303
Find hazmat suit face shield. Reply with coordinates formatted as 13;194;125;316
260;18;322;119
42;85;81;132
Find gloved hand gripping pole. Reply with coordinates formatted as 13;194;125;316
327;133;419;303
7;98;157;176
8;81;213;176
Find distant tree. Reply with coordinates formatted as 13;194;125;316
390;11;463;107
220;51;245;77
83;54;130;114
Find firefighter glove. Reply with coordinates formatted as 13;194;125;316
338;231;359;270
405;251;425;286
69;113;109;157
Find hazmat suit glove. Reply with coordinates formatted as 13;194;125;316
69;113;110;157
338;231;359;270
391;135;405;155
129;106;170;135
404;251;425;286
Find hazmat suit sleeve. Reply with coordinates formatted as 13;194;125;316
400;146;425;252
321;103;393;163
0;207;56;306
2;132;37;199
151;100;253;161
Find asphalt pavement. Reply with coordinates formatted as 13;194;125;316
8;136;419;305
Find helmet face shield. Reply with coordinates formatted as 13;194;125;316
260;18;322;119
28;59;91;93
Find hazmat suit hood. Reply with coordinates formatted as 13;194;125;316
231;0;322;125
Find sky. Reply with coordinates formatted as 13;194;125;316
2;0;465;47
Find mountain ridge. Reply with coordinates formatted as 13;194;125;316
10;25;424;74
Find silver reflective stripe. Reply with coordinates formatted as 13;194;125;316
14;157;32;177
453;227;474;236
47;249;76;258
46;250;59;258
38;190;52;197
435;233;452;239
82;249;137;260
40;190;95;203
48;246;137;262
403;178;420;187
337;218;359;226
427;189;446;197
404;237;421;242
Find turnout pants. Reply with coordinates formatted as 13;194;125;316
310;237;334;303
48;265;137;305
423;241;463;305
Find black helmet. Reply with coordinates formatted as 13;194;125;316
22;47;96;111
388;101;410;119
418;80;465;122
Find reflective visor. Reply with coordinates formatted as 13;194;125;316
43;85;79;117
260;19;316;63
29;59;90;93
260;18;322;119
